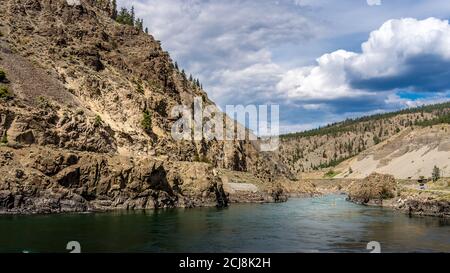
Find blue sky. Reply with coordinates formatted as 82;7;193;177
118;0;450;133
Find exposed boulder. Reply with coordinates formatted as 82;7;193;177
347;173;397;206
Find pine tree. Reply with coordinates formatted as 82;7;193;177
135;18;143;31
145;27;148;34
135;18;140;30
131;6;135;26
174;62;179;70
116;7;133;26
111;0;117;19
432;166;441;182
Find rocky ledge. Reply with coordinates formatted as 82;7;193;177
0;145;231;214
392;192;450;218
0;145;302;215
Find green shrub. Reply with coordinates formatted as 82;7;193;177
36;96;52;108
373;135;381;145
116;7;134;26
94;115;103;127
141;110;152;133
193;154;210;164
0;86;13;100
136;82;144;94
1;132;7;144
324;170;340;178
0;70;6;82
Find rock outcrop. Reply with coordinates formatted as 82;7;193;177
0;146;229;214
394;190;450;218
347;173;397;206
401;198;450;218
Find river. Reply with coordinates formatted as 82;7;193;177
0;195;448;253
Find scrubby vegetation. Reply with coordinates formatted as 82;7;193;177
0;69;6;82
94;115;103;127
324;170;340;178
315;155;352;170
135;82;144;94
0;133;7;144
194;154;211;164
0;86;13;100
36;96;53;108
373;135;381;145
432;166;441;182
141;110;152;133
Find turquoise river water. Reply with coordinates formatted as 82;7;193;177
0;195;449;253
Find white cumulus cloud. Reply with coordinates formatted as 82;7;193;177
277;17;450;101
367;0;382;6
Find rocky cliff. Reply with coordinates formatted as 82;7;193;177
0;145;231;214
0;0;293;214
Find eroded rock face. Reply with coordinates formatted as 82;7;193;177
0;0;292;183
0;104;117;153
0;0;296;215
0;146;228;214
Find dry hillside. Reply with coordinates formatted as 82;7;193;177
0;0;292;213
335;125;450;179
278;103;450;177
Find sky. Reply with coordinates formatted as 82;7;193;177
118;0;450;133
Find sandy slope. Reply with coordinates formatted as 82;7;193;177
335;125;450;179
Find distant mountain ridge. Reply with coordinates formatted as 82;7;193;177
277;101;450;175
281;101;450;139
